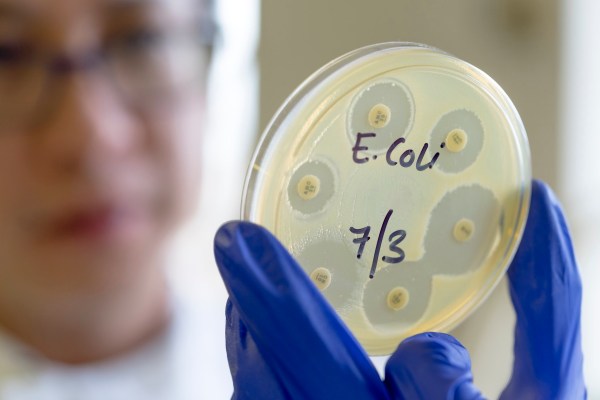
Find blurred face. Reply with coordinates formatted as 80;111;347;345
0;0;210;298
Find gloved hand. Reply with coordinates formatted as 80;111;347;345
214;180;586;399
500;180;586;399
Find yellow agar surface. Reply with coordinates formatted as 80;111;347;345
244;44;530;355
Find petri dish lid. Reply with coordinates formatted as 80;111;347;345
242;42;531;355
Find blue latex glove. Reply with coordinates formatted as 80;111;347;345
214;180;585;399
500;180;586;399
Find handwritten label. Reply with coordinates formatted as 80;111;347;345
350;209;406;279
349;133;445;278
351;132;444;170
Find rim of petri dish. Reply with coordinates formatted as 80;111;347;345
241;42;531;355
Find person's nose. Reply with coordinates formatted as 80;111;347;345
35;71;145;178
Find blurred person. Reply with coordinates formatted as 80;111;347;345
0;0;233;398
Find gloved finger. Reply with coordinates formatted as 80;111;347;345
501;180;586;399
214;221;389;400
384;332;485;400
225;299;289;400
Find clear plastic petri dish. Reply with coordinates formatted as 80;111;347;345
242;42;531;355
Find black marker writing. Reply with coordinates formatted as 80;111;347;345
351;132;443;170
349;226;370;259
349;209;407;279
351;132;376;164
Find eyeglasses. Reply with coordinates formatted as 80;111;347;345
0;27;211;132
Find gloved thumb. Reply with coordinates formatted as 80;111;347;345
384;332;485;400
215;220;390;399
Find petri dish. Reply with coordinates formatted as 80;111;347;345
242;42;531;355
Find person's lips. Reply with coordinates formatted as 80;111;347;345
45;202;147;243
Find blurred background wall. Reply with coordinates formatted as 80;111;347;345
256;0;599;397
165;0;259;396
